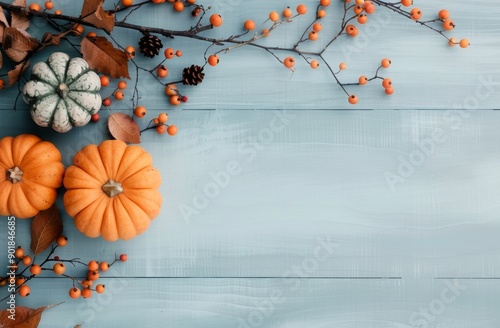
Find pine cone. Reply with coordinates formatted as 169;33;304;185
182;65;205;86
138;34;163;58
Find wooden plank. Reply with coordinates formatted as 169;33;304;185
1;109;500;278
0;1;497;109
4;278;498;327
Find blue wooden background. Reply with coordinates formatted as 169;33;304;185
1;0;500;327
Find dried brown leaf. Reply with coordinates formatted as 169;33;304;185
108;113;141;144
2;27;39;62
40;30;71;49
30;204;63;255
0;7;8;30
0;303;61;328
10;0;29;32
80;36;129;79
8;60;29;86
0;50;3;70
0;21;5;45
81;0;114;33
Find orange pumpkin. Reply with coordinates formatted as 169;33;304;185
0;134;65;218
63;140;162;241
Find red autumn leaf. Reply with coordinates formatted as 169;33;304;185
80;0;115;33
30;204;63;255
108;113;141;144
8;60;29;85
0;303;61;328
80;36;130;79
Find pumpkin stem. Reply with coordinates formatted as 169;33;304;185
56;83;69;98
6;167;23;183
102;179;123;197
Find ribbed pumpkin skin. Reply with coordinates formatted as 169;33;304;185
23;52;102;133
0;134;65;218
63;140;162;241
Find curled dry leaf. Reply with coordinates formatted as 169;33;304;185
108;112;141;144
39;30;72;49
0;303;61;328
10;0;29;33
30;203;63;255
8;59;29;85
81;0;115;33
2;27;39;62
80;36;130;79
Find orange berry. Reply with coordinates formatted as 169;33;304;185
410;8;421;20
175;50;183;57
346;25;358;37
348;95;358;105
283;7;293;18
87;270;99;281
313;23;322;32
310;60;319;69
443;19;455;31
357;14;368;24
30;264;41;275
88;261;99;271
208;54;219;66
28;3;41;11
72;24;84;35
438;9;449;20
283;56;295;69
320;0;331;6
121;0;133;7
22;256;32;266
114;91;124;100
69;287;81;299
158;112;169;123
173;0;184;11
308;31;319;41
165;84;178;96
244;20;255;31
156;125;167;134
134;106;147;118
87;31;97;38
339;62;347;70
0;79;5;90
167;125;178;136
157;65;169;78
381;58;391;68
100;76;109;87
261;29;271;37
400;0;412;6
14;247;24;259
186;0;196;4
269;11;279;22
102;98;112;106
81;288;92;299
125;46;136;59
152;0;166;3
210;14;223;27
382;78;392;88
296;4;308;15
120;254;128;262
170;95;181;106
317;9;326;18
355;0;364;4
385;87;394;95
353;5;363;15
448;37;457;46
153;118;160;125
53;263;65;275
19;285;30;297
44;1;53;10
16;277;25;286
96;284;105;294
81;279;93;288
164;47;175;59
99;262;109;272
459;39;470;48
54;9;62;15
0;278;7;287
364;1;375;14
117;80;127;90
359;76;368;85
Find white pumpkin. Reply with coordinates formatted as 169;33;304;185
23;52;102;133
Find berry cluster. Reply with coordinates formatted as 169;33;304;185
139;111;178;136
0;237;127;301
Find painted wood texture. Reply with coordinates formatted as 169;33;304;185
1;0;500;327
